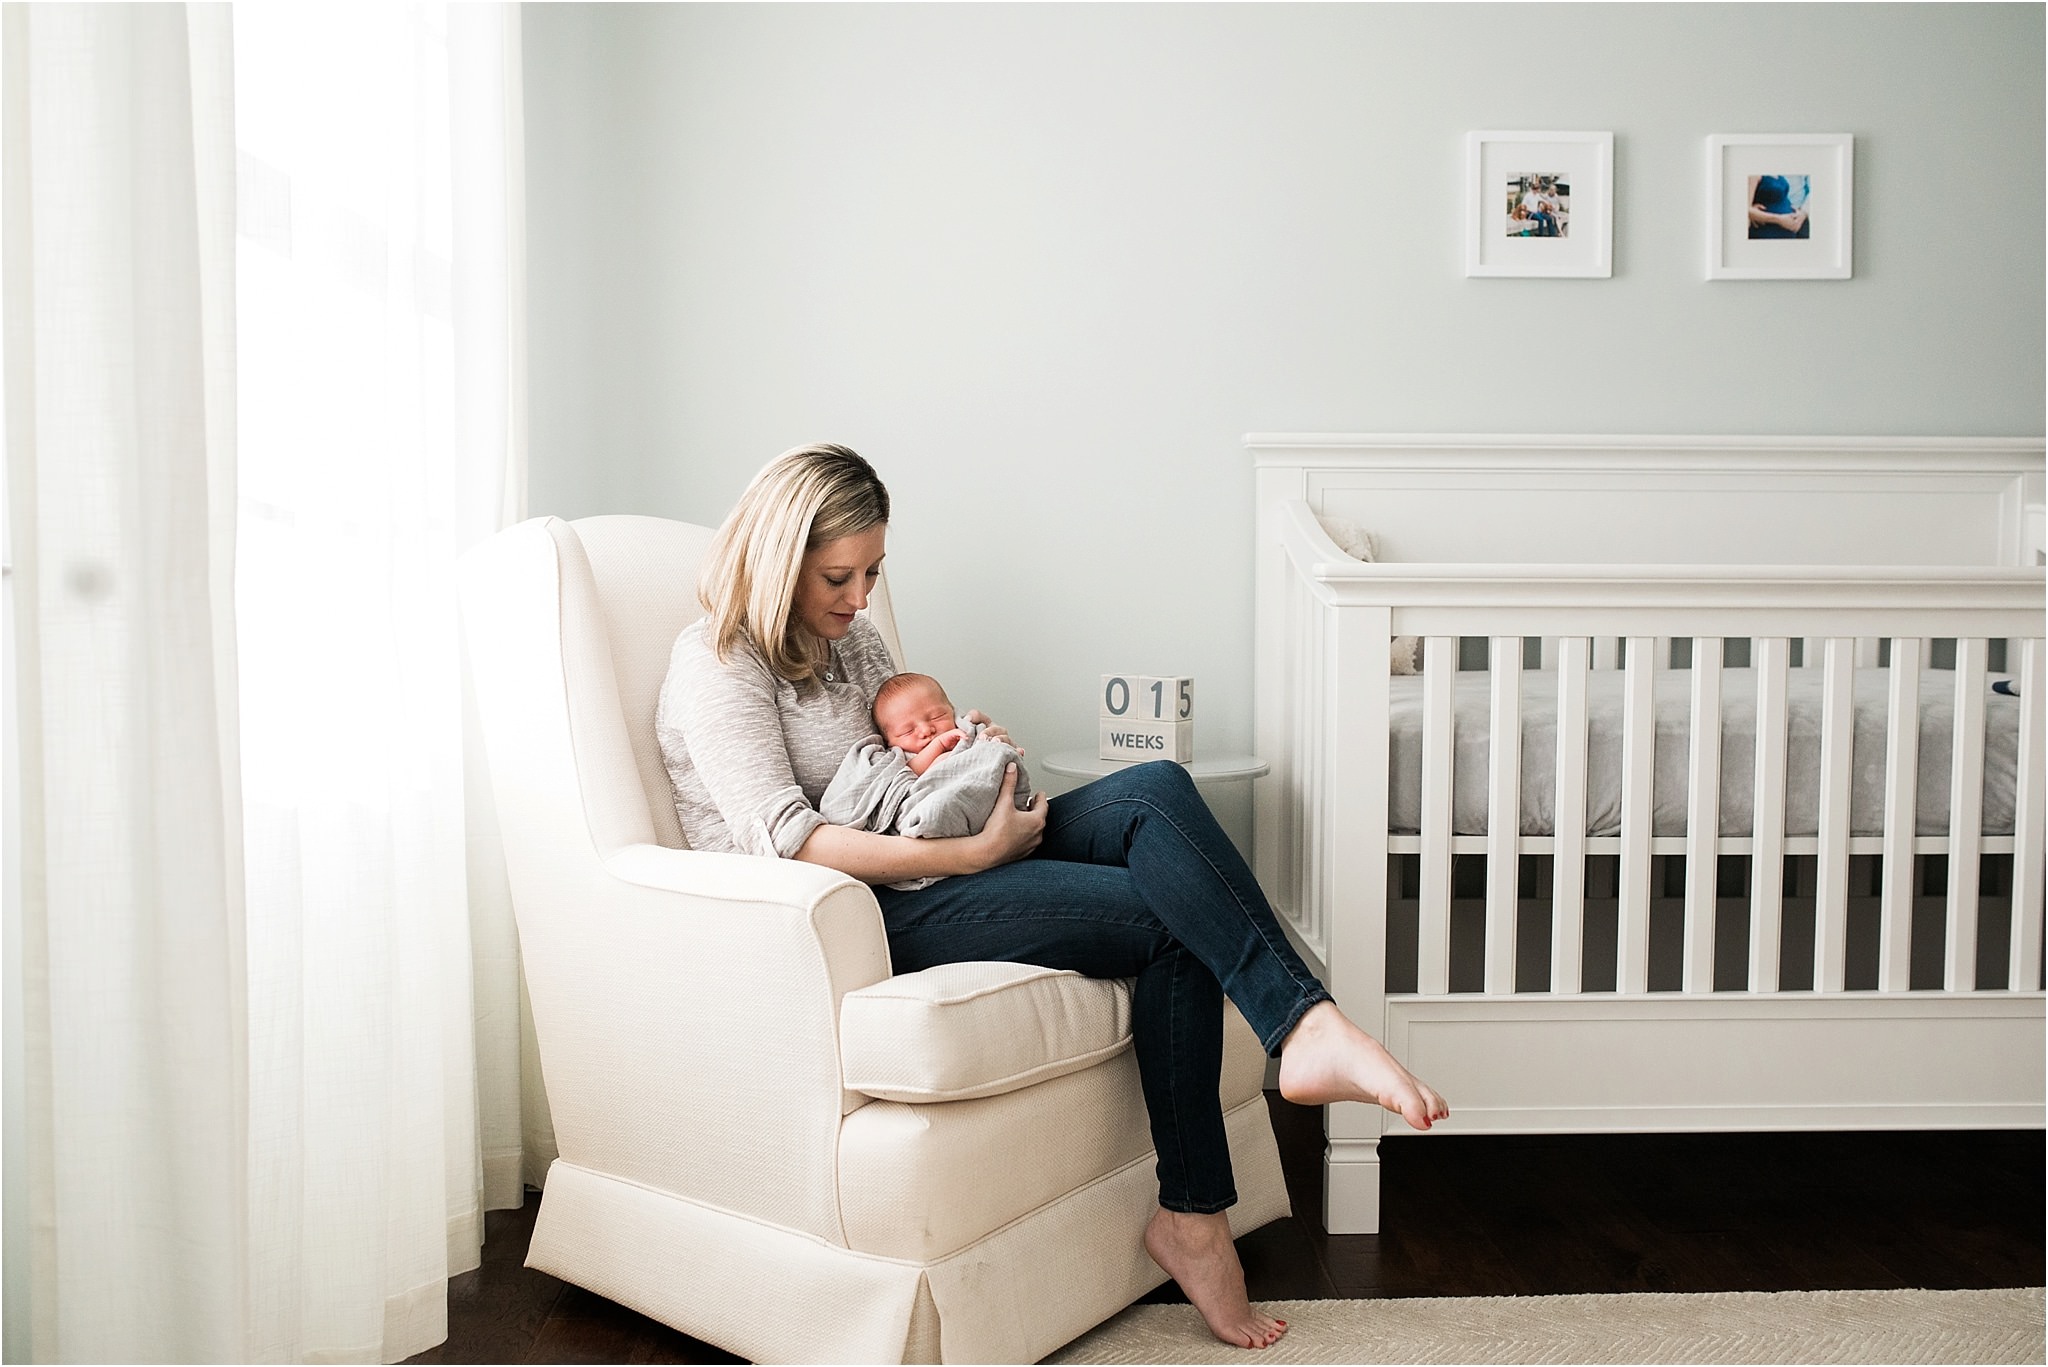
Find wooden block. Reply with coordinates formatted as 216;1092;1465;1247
1098;718;1194;763
1100;674;1194;721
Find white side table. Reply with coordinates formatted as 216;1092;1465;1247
1039;751;1269;786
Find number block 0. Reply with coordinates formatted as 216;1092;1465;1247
1100;674;1194;722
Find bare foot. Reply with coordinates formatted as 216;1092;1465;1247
1143;1208;1289;1350
1276;1001;1450;1130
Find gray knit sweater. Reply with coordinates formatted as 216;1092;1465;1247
654;614;899;858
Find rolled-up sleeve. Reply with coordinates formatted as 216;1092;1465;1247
754;796;825;860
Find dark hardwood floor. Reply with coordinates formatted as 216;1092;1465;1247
408;1096;2044;1364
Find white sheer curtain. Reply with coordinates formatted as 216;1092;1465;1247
4;7;247;1360
4;4;533;1361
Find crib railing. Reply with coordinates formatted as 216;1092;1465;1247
1399;632;2044;1000
1257;500;2048;1006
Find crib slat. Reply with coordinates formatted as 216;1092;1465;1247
1552;637;1591;994
1618;636;1657;994
1683;638;1724;993
1749;638;1791;992
1485;636;1522;994
1878;638;1923;992
1815;637;1856;992
1301;597;1325;954
1308;591;1331;953
1417;636;1457;996
1594;637;1620;671
1944;638;1988;991
2012;639;2044;992
1856;637;1883;668
1279;577;1299;939
1286;580;1305;943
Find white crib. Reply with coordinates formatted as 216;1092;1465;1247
1248;434;2046;1235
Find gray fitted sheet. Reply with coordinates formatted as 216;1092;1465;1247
1387;668;2022;838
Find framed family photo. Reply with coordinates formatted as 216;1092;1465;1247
1706;134;1854;280
1465;130;1614;278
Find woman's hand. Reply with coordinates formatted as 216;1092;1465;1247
970;763;1046;870
962;708;1022;754
1747;204;1805;233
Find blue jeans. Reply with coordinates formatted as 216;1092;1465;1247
872;760;1332;1213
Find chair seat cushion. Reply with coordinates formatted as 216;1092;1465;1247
840;962;1132;1103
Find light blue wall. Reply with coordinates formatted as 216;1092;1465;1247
523;2;2045;825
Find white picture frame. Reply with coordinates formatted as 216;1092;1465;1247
1706;134;1853;280
1465;131;1614;278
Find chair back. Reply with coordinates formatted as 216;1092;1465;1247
460;514;904;864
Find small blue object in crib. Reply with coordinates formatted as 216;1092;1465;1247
1992;679;2020;696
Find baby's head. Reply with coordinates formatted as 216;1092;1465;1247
873;672;957;752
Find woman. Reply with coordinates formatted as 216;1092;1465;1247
656;444;1449;1351
1747;173;1811;239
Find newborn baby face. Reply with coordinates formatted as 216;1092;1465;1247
877;679;958;753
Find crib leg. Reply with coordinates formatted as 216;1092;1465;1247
1323;1130;1383;1234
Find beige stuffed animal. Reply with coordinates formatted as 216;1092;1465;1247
1315;515;1422;675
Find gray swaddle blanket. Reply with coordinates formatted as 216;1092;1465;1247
819;720;1034;889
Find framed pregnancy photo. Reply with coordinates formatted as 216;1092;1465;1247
1465;130;1613;278
1707;134;1853;279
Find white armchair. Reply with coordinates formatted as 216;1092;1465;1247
457;514;1289;1364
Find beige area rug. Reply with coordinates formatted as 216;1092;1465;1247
1045;1288;2046;1365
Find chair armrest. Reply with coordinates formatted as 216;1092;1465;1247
517;843;893;1243
598;845;894;1033
605;841;864;904
602;843;893;1099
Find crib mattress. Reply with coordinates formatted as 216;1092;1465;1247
1386;667;2022;839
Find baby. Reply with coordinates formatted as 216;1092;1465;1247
874;672;986;776
819;672;1035;885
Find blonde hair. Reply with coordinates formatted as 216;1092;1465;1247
699;443;890;683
